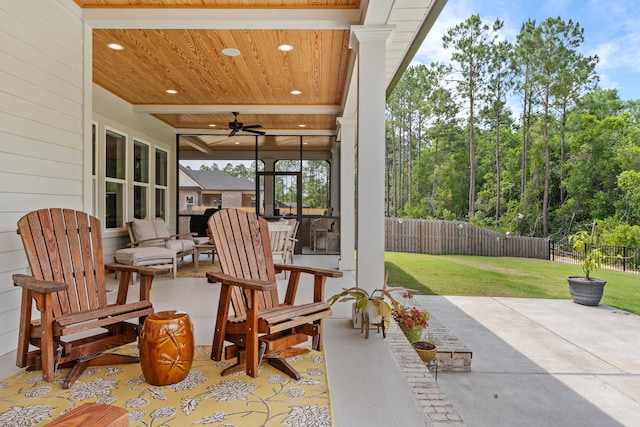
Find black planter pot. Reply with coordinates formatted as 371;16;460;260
567;276;607;306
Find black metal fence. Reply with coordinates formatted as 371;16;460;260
551;241;640;274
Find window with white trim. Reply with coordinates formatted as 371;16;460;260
105;129;126;228
155;148;168;219
92;122;97;215
133;140;150;219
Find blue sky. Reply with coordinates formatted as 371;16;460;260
414;0;640;101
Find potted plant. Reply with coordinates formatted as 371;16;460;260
412;333;437;363
327;286;399;338
392;304;430;342
567;230;607;306
391;291;430;343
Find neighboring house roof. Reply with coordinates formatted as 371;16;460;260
179;167;201;190
179;165;255;191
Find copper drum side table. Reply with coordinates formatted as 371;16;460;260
140;311;194;386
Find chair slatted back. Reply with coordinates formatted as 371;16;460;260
208;209;279;317
267;222;293;263
17;208;107;318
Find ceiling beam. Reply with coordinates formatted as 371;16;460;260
178;129;336;136
82;8;360;30
180;150;332;161
133;104;342;115
181;135;212;154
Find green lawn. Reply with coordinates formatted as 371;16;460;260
384;252;640;316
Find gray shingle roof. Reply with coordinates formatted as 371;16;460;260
180;165;255;191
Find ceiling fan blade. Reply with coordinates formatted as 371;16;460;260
228;128;239;137
243;124;263;129
244;128;266;135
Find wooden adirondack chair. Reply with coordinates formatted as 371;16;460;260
206;209;343;379
13;208;168;388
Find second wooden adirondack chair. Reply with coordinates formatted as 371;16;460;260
206;208;342;379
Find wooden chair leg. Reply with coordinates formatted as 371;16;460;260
267;357;300;380
40;295;56;383
16;290;32;368
63;353;140;389
211;285;232;361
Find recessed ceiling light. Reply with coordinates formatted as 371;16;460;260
278;44;294;52
298;124;306;128
208;124;216;127
222;48;241;57
234;141;240;145
166;89;177;94
107;43;124;51
303;142;309;145
290;90;302;95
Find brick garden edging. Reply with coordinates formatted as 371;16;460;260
386;321;466;426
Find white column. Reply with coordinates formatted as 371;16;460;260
337;117;356;271
351;25;393;292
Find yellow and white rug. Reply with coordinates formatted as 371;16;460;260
0;346;331;426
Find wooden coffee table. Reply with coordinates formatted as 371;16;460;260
194;242;216;273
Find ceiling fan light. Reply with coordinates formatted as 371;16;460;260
222;48;241;57
278;44;294;52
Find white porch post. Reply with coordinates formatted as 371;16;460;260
351;26;392;291
337;117;356;271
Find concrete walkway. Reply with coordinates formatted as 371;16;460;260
416;296;640;427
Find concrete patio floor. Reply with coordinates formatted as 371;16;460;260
2;254;639;426
418;295;640;427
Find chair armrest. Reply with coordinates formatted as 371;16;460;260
105;263;170;276
206;271;276;291
273;264;343;278
13;274;68;293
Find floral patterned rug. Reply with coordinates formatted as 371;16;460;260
0;345;331;427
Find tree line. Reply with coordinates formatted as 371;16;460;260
386;14;640;244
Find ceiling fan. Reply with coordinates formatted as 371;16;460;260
226;112;265;137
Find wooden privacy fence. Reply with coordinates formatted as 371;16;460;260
385;218;550;259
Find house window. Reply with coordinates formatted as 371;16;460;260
133;140;150;219
105;129;127;228
106;181;124;228
185;195;194;211
155;148;168;219
92;122;97;215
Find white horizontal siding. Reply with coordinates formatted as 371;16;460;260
0;0;84;356
0;0;178;357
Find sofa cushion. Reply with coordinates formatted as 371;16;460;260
166;239;195;253
132;219;159;244
152;218;171;239
115;247;175;265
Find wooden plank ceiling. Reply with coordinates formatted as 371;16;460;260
75;0;444;155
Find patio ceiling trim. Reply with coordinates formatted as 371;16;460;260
178;129;336;136
81;8;360;30
132;104;342;115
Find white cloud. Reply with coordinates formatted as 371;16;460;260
597;72;617;91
